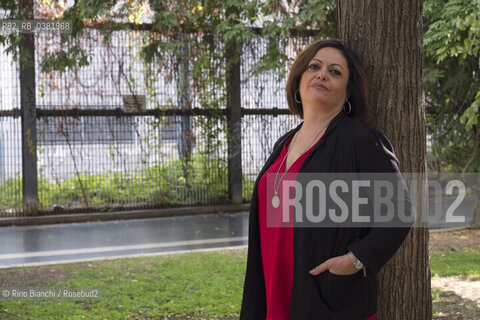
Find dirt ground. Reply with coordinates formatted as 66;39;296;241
429;228;480;252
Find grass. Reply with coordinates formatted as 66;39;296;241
430;248;480;279
1;240;479;319
0;249;247;320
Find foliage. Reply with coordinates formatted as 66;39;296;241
0;175;22;210
254;0;336;78
0;152;260;212
36;152;229;207
424;0;480;173
0;0;337;79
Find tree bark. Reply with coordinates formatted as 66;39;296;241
337;1;430;319
470;190;480;228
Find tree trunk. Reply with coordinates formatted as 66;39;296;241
470;203;480;228
337;1;430;319
470;190;480;228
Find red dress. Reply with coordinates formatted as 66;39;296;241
258;136;376;320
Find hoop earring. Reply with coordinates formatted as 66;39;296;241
344;100;352;114
295;90;302;104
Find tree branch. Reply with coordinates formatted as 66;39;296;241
462;125;480;175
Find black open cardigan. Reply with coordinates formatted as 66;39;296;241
240;110;414;320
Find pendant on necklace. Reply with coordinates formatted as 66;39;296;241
272;195;280;208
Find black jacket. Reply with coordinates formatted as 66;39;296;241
240;110;414;320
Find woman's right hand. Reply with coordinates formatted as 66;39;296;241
309;253;359;276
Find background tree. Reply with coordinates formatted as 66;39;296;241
424;0;480;227
337;0;430;319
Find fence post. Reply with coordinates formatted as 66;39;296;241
0;115;4;182
226;40;243;204
0;88;4;182
176;34;193;162
20;0;38;215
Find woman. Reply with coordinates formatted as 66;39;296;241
240;39;413;320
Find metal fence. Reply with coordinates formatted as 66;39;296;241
0;27;314;217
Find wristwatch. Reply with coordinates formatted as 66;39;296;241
347;252;366;277
352;257;364;270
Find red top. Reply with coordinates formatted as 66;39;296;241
258;135;316;320
258;135;376;320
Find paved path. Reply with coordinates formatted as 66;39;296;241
432;277;480;305
0;212;249;268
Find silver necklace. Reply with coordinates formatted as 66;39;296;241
271;123;329;208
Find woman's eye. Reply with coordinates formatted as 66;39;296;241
308;64;319;70
330;69;341;76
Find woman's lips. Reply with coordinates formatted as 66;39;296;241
312;83;328;90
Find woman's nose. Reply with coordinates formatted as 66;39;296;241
316;67;328;80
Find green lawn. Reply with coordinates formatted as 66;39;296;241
430;248;480;279
0;250;247;320
1;247;479;319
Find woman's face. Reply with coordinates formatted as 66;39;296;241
298;47;350;114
